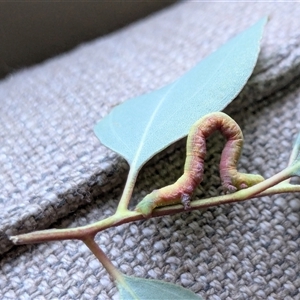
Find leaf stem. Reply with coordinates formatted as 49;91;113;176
116;167;138;214
83;236;124;283
281;134;300;184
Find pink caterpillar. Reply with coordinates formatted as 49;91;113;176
135;112;264;217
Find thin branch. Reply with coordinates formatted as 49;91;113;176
11;165;300;246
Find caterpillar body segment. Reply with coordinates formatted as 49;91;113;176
136;112;264;217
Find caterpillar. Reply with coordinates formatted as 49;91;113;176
135;112;264;217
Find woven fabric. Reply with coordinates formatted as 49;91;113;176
1;1;300;299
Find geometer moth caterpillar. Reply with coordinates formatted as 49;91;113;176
135;112;264;217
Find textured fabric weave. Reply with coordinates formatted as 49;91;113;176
1;1;300;299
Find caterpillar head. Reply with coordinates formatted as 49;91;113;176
135;191;158;218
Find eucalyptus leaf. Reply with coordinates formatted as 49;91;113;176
117;275;203;300
290;133;300;176
94;18;267;173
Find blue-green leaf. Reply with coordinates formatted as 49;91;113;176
290;133;300;176
117;275;203;300
94;18;267;173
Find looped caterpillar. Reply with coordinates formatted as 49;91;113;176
135;112;264;217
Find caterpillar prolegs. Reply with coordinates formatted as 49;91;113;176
135;112;264;217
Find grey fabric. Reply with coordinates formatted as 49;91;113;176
1;1;300;299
